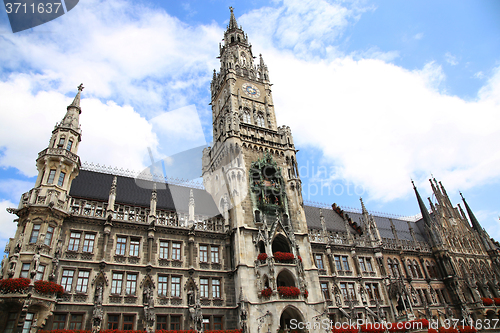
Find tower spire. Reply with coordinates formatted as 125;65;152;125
413;180;441;246
459;192;493;250
60;84;84;131
228;6;238;30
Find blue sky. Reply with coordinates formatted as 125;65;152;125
0;0;499;252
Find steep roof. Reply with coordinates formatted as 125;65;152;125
69;169;220;217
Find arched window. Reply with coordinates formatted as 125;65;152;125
413;260;423;278
256;115;265;127
407;259;414;278
387;259;393;277
243;110;251;123
392;259;400;278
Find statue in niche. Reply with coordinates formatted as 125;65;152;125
15;233;23;253
92;283;104;333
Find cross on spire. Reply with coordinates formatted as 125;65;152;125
77;83;84;91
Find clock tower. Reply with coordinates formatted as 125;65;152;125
203;8;325;332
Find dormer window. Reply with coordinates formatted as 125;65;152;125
66;140;73;151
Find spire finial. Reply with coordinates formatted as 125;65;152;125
228;6;238;30
77;83;84;91
69;84;84;110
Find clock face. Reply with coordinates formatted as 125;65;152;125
242;82;260;98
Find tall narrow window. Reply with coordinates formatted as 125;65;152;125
116;237;126;255
129;239;140;257
211;246;219;263
200;278;209;298
171;277;180;297
321;282;329;300
66;140;73;151
22;313;35;333
52;314;67;330
243;111;251;123
199;245;208;262
340;283;348;301
108;315;119;329
156;316;167;330
372;284;381;300
334;256;342;271
57;138;65;147
20;263;31;278
359;258;366;272
160;241;169;259
126;273;137;295
365;284;374;300
61;270;75;292
342;256;350;271
172;242;181;260
214;317;223;330
212;279;221;298
82;233;95;253
45;226;54;246
315;254;324;269
347;283;356;300
47;169;56;184
35;265;45;281
158;276;168;296
69;314;83;330
111;273;123;294
257;115;265;127
30;224;41;243
76;271;90;293
5;313;19;333
366;258;373;272
68;232;81;251
58;172;66;186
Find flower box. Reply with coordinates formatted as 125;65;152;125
277;286;301;297
438;328;458;333
273;252;294;262
0;278;30;293
428;329;438;333
482;297;494;306
34;280;64;296
261;287;272;297
303;289;308;298
257;253;268;262
458;326;477;333
494;297;500;306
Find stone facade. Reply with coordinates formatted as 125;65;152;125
1;8;500;333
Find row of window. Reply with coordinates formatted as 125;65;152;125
47;313;223;331
320;282;381;302
387;258;440;279
54;136;74;151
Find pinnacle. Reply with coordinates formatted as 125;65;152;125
228;6;238;30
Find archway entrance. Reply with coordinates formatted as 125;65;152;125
272;234;291;253
280;306;305;332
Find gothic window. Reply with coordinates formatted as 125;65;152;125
129;239;140;257
76;271;89;293
256;115;265;127
68;232;81;251
315;254;324;269
111;273;123;294
366;258;373;272
57;137;65;148
35;265;45;281
52;314;67;330
158;276;168;296
200;245;208;262
44;226;54;246
58;171;66;186
413;260;423;278
172;242;181;260
61;270;75;292
392;258;401;278
66;140;73;151
340;283;348;301
334;255;342;271
342;256;350;271
30;224;41;243
407;259;415;278
160;241;169;259
387;258;393;276
126;273;137;295
20;263;30;278
82;233;95;253
359;258;366;272
243;110;251;123
348;283;356;300
47;169;56;184
171;276;181;297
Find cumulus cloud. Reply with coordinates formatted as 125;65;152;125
0;200;19;252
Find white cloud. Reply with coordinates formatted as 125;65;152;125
0;179;34;203
474;71;485;79
414;33;424;40
444;52;458;66
0;200;19;252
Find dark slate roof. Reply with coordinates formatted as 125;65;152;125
304;205;429;242
70;170;220;217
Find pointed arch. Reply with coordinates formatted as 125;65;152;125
140;274;155;289
91;271;109;286
272;233;291;254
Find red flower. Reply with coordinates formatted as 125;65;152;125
277;286;301;297
261;287;272;297
494;297;500;306
482;297;494;306
303;289;308;298
298;256;302;262
257;253;268;261
34;280;65;296
0;278;30;293
273;252;294;262
428;329;438;333
458;326;477;333
438;328;458;333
